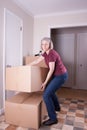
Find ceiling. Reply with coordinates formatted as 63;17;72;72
12;0;87;17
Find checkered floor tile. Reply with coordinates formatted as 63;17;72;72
50;98;87;130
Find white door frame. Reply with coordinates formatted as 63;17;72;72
3;8;23;109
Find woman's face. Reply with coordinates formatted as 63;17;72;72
41;40;50;52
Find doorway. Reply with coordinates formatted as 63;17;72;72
3;9;23;100
51;26;87;90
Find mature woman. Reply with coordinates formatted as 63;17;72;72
30;37;68;126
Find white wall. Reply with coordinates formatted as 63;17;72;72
33;11;87;54
0;0;34;111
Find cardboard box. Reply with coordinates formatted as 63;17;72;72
6;65;48;92
5;92;47;129
24;56;47;68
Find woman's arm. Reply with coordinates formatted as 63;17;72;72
41;62;55;90
29;56;44;65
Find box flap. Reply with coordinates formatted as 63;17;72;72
23;91;43;105
6;92;30;103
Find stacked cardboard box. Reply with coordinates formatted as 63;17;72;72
5;56;48;129
5;92;47;129
23;56;47;68
6;65;48;92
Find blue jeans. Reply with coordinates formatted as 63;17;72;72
43;72;68;120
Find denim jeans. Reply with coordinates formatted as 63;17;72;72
43;72;68;120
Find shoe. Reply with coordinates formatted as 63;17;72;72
55;107;61;112
43;119;58;126
43;119;50;125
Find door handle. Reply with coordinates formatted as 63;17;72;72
80;64;82;67
6;65;11;67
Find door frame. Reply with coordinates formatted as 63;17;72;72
3;8;23;109
48;24;87;89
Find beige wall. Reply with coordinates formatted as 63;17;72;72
33;12;87;54
0;0;34;112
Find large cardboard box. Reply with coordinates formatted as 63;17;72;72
6;65;48;92
5;92;47;129
24;56;47;68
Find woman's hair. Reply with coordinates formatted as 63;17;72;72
41;37;54;49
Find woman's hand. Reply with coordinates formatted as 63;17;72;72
40;62;55;91
41;82;46;91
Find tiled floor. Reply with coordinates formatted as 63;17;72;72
42;97;87;130
0;88;87;130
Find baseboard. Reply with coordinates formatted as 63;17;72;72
0;108;4;115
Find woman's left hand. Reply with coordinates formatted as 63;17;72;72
41;82;46;91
